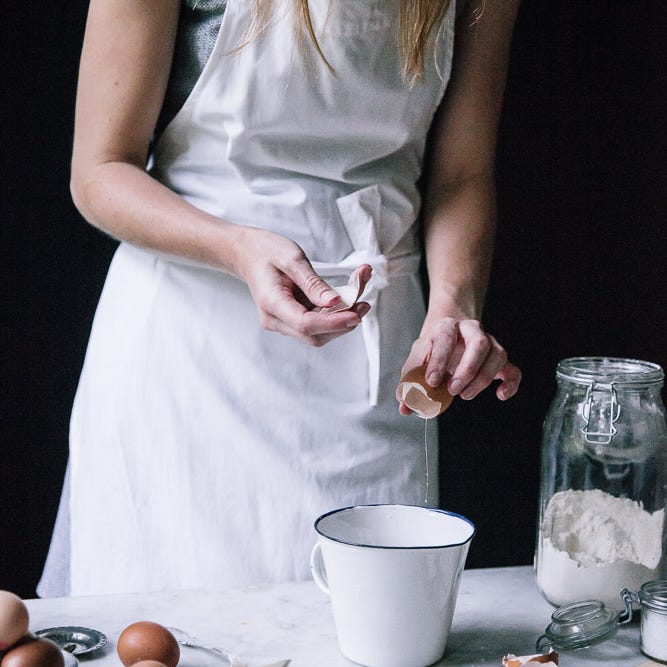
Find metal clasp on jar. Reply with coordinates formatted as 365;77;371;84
581;382;621;444
619;588;639;624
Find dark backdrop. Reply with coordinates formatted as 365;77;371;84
2;2;665;598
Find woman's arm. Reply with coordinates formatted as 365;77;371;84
399;0;522;411
70;0;369;346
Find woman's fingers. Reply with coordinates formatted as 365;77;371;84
423;317;458;387
261;303;369;346
238;229;374;346
400;317;521;411
256;266;371;345
287;254;342;310
259;297;363;342
445;321;506;399
494;360;522;400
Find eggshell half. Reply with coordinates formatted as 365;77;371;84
0;592;29;652
397;364;454;419
116;622;179;667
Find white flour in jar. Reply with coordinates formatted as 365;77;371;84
536;489;664;610
641;607;667;661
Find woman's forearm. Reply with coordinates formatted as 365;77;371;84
68;1;243;272
71;160;242;274
418;0;520;333
421;173;496;329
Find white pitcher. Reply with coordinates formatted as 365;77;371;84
311;504;475;667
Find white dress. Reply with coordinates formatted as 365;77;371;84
43;0;456;596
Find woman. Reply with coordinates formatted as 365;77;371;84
40;0;521;596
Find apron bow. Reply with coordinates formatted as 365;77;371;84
313;186;420;406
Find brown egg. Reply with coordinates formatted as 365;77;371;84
132;662;169;667
0;592;29;651
397;364;454;419
116;621;179;667
0;636;64;667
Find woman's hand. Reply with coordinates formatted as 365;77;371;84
232;227;372;347
397;316;521;415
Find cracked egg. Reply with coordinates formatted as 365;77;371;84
397;364;454;419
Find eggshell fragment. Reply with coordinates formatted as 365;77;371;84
0;636;65;667
503;652;559;666
322;266;366;313
397;364;454;419
0;591;29;651
116;621;179;667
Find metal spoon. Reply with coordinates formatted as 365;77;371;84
167;626;290;667
167;626;245;665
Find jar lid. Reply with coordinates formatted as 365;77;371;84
639;580;667;612
536;600;621;652
556;357;664;387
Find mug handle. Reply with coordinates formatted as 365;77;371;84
310;542;330;595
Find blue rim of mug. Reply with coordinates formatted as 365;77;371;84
313;503;476;550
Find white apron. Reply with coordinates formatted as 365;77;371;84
67;0;455;595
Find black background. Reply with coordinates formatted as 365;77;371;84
2;2;665;598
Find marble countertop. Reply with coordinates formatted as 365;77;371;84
26;566;656;667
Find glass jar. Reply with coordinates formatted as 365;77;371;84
535;357;667;610
536;580;667;663
634;579;667;661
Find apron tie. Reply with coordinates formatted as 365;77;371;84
313;186;421;406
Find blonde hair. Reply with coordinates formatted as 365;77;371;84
239;0;453;83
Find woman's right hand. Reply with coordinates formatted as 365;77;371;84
231;226;372;347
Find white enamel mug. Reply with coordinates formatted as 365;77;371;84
311;504;475;667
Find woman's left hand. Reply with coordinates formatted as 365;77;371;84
397;316;521;416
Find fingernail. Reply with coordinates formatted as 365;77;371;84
450;380;462;394
325;295;341;308
427;372;441;386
